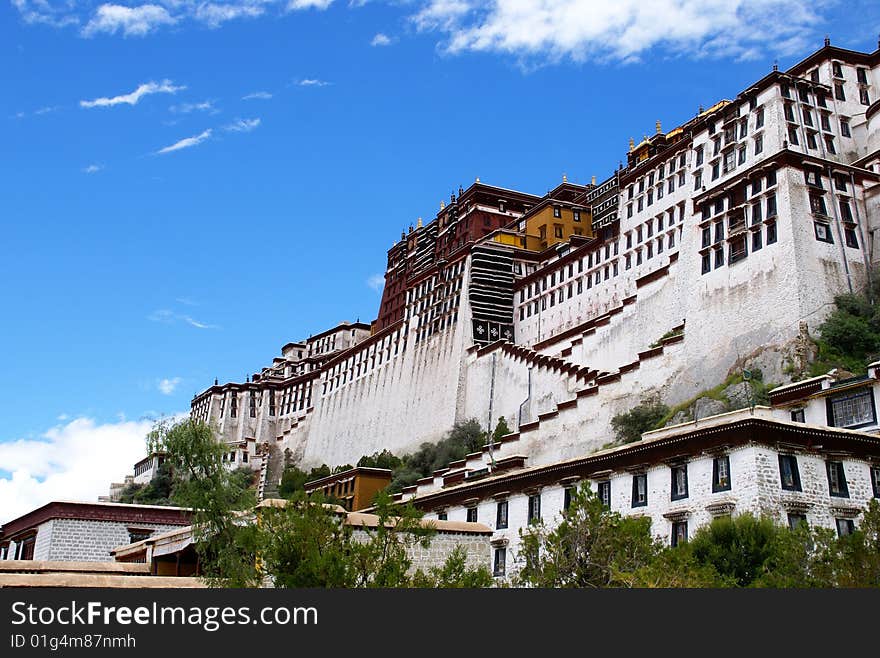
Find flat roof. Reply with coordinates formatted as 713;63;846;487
304;466;393;490
2;501;190;540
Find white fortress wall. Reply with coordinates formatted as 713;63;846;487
297;275;472;468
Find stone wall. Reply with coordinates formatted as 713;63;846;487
40;520;183;563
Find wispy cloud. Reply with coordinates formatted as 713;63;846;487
195;3;264;28
288;0;335;10
243;91;273;100
225;117;261;132
82;163;104;174
366;273;385;292
81;79;185;108
170;99;219;114
183;317;219;329
13;105;60;119
149;308;220;329
297;78;332;87
158;377;182;395
175;297;199;306
371;32;392;46
82;3;177;37
156;128;212;154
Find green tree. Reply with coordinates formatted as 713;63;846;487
515;484;659;587
155;418;493;588
811;280;880;375
259;490;491;587
357;449;403;470
610;397;669;444
153;418;261;587
491;416;511;442
411;546;495;588
687;513;780;587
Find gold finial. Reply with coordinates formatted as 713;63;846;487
656;119;662;134
591;175;596;185
440;200;445;209
475;176;481;183
629;137;635;151
417;217;423;228
562;173;567;183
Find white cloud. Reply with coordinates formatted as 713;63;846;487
158;377;182;395
12;0;845;66
82;3;177;37
413;0;832;64
11;0;80;28
0;417;160;524
195;3;264;28
288;0;335;10
225;117;261;132
156;128;212;154
371;32;392;46
366;273;385;291
82;163;104;174
148;308;219;328
298;78;331;86
81;79;185;108
183;316;219;329
170;99;219;114
34;105;60;115
242;91;273;100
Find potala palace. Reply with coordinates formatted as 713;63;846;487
6;39;880;579
193;39;880;466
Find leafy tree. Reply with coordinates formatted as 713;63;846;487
155;418;492;588
687;513;780;587
515;484;659;587
491;416;511;442
117;461;175;505
811;280;880;375
258;490;491;587
358;449;403;470
153;417;261;587
610;397;669;444
411;546;495;588
620;544;731;588
257;492;354;588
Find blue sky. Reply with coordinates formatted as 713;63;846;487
1;0;879;520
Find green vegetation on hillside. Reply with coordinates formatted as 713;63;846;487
277;417;511;500
810;278;880;376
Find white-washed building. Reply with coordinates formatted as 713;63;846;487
186;39;880;487
400;408;880;580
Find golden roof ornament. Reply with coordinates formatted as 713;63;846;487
440;200;445;210
562;173;567;183
591;175;596;185
475;176;481;183
629;137;635;151
656;120;662;134
417;217;423;228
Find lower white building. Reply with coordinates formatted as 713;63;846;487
402;407;880;580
